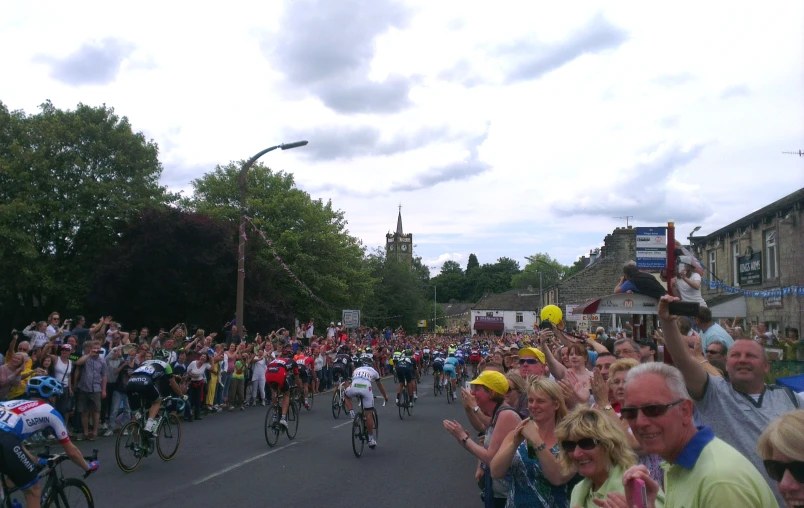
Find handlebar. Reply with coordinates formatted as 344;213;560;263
38;447;99;479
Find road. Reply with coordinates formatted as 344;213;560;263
72;375;481;508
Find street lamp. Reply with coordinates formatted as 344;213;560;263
688;226;701;249
525;256;562;308
235;140;308;341
428;285;437;333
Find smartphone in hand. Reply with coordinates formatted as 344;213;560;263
631;478;647;508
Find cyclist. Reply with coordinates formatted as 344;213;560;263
432;351;445;387
390;348;402;378
265;345;303;428
331;346;354;385
126;354;186;439
444;351;460;395
469;346;481;378
0;376;99;508
344;354;388;449
293;348;314;409
422;345;431;372
454;348;466;380
395;348;418;407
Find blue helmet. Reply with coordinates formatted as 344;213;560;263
26;376;63;399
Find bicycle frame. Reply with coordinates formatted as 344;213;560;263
1;448;97;508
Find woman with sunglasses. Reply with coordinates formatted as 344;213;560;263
489;378;574;507
555;407;647;508
757;410;804;507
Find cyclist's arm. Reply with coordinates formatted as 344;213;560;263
169;377;185;396
375;379;388;400
62;440;91;471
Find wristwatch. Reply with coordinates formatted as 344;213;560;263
461;435;470;446
472;406;480;413
603;404;613;411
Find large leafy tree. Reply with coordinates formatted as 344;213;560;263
187;163;375;328
0;101;172;332
90;208;238;331
361;249;430;332
512;253;567;291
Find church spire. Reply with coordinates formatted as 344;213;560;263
396;203;404;235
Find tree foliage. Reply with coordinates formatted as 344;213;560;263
0;100;172;333
512;253;567;291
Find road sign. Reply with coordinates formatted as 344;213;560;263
342;309;360;329
636;227;667;270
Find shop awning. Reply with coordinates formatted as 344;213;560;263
570;293;659;315
474;321;505;331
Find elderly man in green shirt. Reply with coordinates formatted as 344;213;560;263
610;360;778;508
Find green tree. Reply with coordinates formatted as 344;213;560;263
187;163;374;327
512;253;566;291
466;253;480;273
0;100;172;332
441;260;463;275
361;249;430;332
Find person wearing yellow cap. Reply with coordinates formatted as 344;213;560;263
443;370;522;507
517;347;547;378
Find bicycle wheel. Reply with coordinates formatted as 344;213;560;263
406;393;413;416
286;402;299;440
372;409;379;444
157;414;182;461
351;414;364;458
115;421;144;473
398;391;406;420
306;389;314;411
265;405;280;447
331;389;341;419
45;477;94;508
446;381;452;404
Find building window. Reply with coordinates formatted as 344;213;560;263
486;312;493;317
732;242;740;286
516;312;523;323
708;250;717;285
765;230;778;279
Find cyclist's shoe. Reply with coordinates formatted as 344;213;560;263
413;392;418;400
260;400;266;406
279;416;288;428
368;436;377;449
88;460;100;472
304;400;310;410
349;410;356;419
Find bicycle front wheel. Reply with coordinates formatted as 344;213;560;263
265;405;280;447
351;415;364;458
157;413;182;461
398;392;405;420
331;389;341;419
306;390;314;411
115;421;144;473
286;402;299;439
372;409;379;444
44;477;94;508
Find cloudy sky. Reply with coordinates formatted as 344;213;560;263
3;0;803;272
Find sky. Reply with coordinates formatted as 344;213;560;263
3;0;803;274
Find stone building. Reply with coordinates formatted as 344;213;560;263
543;227;642;328
472;290;541;335
438;302;472;333
691;188;804;338
385;206;412;265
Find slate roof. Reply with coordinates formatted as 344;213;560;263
472;289;541;311
439;302;473;316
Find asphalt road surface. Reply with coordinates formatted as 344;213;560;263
70;375;480;508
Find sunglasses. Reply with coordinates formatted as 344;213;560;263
519;358;540;365
561;438;599;452
764;460;804;483
621;399;684;420
705;349;723;355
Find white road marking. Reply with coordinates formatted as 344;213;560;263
192;442;298;484
332;421;352;429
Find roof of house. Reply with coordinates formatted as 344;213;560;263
472;289;541;311
439;302;473;316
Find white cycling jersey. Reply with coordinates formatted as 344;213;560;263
0;400;70;443
352;366;380;382
347;366;380;409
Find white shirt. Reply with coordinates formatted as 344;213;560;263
676;272;707;306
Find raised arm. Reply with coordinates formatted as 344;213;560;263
658;296;709;399
540;331;567;381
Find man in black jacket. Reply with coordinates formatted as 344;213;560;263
614;261;667;300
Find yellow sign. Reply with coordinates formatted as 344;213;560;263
418;320;427;327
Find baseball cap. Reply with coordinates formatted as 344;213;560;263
517;347;546;364
60;344;72;351
469;371;509;396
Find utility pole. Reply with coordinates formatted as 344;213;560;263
613;216;634;228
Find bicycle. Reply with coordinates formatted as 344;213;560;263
433;371;443;396
115;396;184;473
331;378;347;419
446;373;457;404
290;382;313;412
1;447;97;508
397;378;413;420
351;397;384;458
264;391;299;447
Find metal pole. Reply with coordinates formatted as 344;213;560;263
235;141;308;342
539;271;543;310
434;286;437;333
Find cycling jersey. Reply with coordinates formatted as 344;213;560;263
132;359;173;381
444;357;459;378
127;359;175;409
332;353;353;381
432;357;444;372
396;356;416;383
0;400;69;444
346;366;380;409
265;357;299;391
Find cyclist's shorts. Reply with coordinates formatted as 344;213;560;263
345;381;374;409
0;432;39;490
443;365;457;378
266;371;290;392
396;367;413;384
298;368;310;383
457;358;465;366
432;363;443;373
126;374;161;411
470;355;481;363
332;367;349;383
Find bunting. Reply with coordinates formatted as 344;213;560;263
701;279;804;298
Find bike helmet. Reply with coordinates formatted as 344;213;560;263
360;353;373;366
155;348;171;361
26;376;64;399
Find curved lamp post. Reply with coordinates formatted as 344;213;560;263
525;256;563;309
235;141;308;341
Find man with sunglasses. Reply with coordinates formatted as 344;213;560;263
621;362;777;507
705;342;728;362
656;294;796;506
516;347;547;379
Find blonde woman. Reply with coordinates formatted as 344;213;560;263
205;344;223;411
555;407;651;507
490;378;574;507
757;410;804;508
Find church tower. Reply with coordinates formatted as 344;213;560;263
386;205;413;265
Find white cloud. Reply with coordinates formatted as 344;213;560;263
424;253;465;273
2;0;802;268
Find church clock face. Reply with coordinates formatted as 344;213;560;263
389;244;395;251
401;244;408;252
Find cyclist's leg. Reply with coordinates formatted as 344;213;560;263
0;433;43;508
